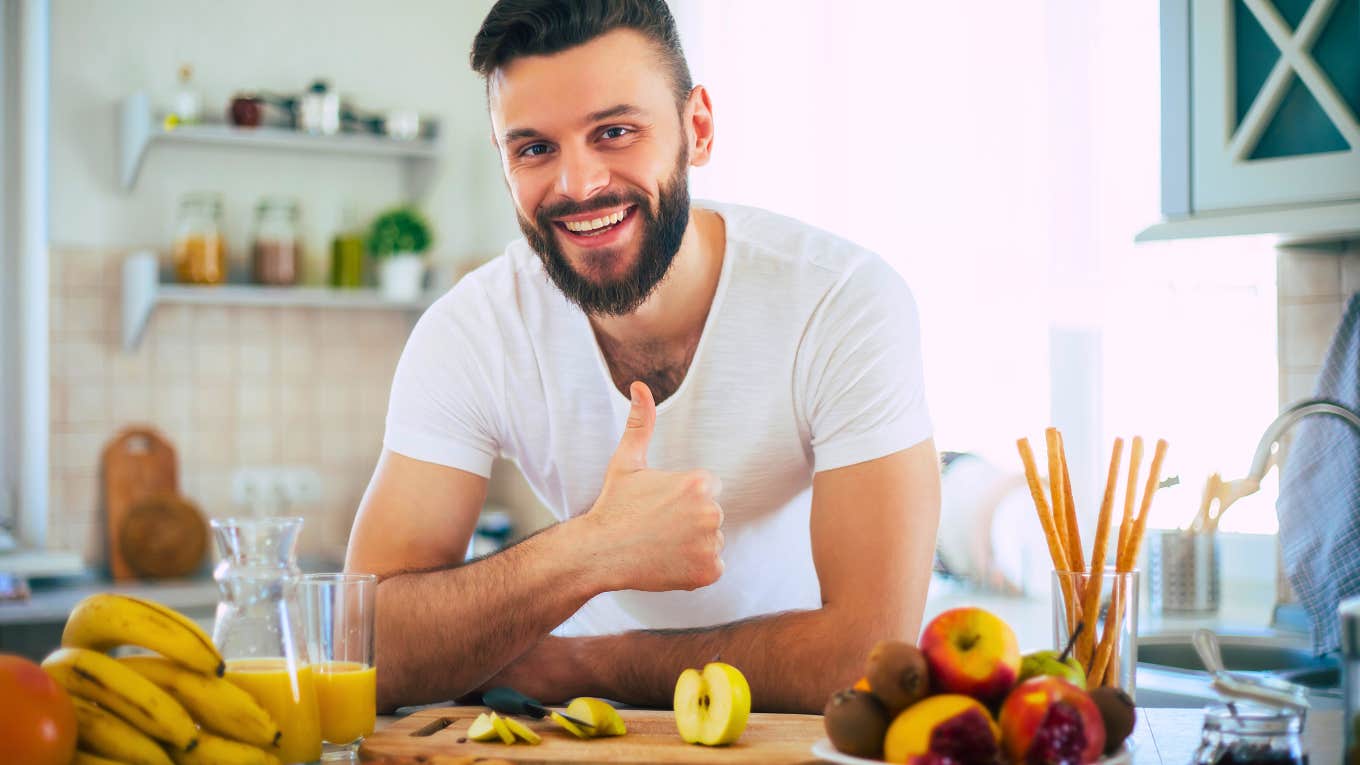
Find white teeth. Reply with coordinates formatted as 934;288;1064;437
563;208;627;232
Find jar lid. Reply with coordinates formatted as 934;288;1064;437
1202;704;1305;736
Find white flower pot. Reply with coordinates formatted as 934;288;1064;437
378;253;425;301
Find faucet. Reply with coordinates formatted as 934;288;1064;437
1216;398;1360;630
1205;398;1360;520
1245;398;1360;484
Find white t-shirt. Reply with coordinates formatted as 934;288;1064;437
383;201;931;637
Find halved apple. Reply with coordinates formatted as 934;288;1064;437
673;662;751;746
566;697;626;737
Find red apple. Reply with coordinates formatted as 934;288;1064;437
918;607;1020;705
999;676;1107;764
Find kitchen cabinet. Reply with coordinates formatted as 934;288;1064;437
1140;0;1360;243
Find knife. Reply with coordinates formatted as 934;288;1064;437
482;686;596;730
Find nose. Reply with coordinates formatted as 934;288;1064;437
556;144;610;201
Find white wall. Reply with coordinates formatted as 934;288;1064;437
49;0;518;265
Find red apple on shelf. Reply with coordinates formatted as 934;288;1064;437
918;607;1020;705
999;676;1107;765
882;694;1000;765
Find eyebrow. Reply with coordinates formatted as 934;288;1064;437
501;104;645;145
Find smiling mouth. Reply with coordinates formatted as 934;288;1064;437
555;206;635;238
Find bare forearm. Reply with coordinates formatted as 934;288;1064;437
570;605;891;713
368;519;609;711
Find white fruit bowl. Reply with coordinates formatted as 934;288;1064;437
810;738;1134;765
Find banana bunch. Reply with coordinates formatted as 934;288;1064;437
47;593;283;765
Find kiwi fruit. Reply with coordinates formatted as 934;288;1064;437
823;688;889;759
1088;686;1136;754
864;640;930;715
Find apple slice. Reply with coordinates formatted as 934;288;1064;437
501;716;542;745
567;697;626;737
467;712;498;742
673;662;751;746
550;710;592;739
490;713;516;745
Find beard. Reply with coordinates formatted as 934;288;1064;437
518;148;690;317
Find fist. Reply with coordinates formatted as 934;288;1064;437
586;382;725;592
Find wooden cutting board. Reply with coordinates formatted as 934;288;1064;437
359;706;826;764
101;427;180;580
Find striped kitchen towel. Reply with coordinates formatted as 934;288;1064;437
1277;292;1360;655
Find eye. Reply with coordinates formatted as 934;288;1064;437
601;126;631;140
519;143;552;158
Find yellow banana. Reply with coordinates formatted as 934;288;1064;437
62;593;225;677
74;752;132;765
71;696;175;765
170;732;281;765
119;655;282;749
44;647;198;751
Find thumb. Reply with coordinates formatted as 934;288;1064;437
609;381;656;474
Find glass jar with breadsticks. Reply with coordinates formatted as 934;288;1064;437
1017;429;1169;698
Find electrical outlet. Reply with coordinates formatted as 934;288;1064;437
231;466;322;511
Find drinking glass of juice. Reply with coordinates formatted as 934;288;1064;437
303;573;377;759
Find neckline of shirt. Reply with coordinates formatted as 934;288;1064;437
583;202;735;417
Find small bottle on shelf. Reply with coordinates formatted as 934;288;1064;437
166;64;202;128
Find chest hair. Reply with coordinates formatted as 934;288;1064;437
595;332;701;405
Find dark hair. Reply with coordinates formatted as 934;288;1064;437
470;0;693;109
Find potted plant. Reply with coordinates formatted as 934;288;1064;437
368;206;432;301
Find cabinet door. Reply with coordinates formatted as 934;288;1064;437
1192;0;1360;212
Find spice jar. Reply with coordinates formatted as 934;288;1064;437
252;197;302;286
1191;705;1307;765
172;192;226;285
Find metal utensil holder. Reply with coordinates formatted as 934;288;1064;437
1148;529;1220;613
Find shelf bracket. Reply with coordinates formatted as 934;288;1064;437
121;251;159;351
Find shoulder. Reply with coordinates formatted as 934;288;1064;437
705;200;913;309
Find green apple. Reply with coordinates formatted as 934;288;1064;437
1018;649;1086;689
673;662;751;746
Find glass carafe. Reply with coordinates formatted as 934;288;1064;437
212;517;322;764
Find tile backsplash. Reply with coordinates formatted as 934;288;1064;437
49;247;409;564
1277;239;1360;404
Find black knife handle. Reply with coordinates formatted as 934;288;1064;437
483;686;547;719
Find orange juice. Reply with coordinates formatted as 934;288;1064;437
225;658;322;764
313;661;377;744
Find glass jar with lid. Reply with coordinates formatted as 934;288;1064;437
252;197;302;286
172;191;226;285
1191;705;1307;765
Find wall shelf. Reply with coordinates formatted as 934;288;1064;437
121;252;436;351
118;91;441;196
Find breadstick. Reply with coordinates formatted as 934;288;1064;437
1017;437;1079;635
1057;431;1086;574
1046;428;1073;571
1119;439;1169;572
1089;582;1120;686
1114;437;1143;568
1077;438;1123;668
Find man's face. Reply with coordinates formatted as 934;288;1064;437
489;29;694;316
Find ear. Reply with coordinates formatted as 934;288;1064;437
684;85;715;168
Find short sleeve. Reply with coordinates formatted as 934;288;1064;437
795;256;932;472
382;283;501;477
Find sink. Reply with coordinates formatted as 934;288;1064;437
1133;632;1343;709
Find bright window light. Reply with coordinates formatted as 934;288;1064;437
677;0;1279;534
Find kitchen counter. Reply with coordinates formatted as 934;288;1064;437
373;708;1343;764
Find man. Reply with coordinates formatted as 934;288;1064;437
346;0;940;714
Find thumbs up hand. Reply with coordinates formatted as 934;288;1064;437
584;381;726;593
